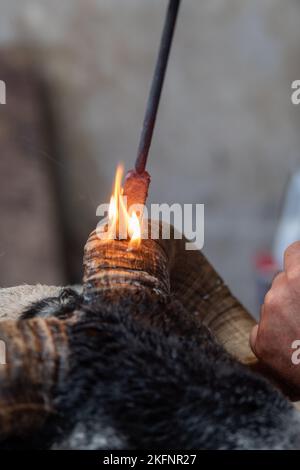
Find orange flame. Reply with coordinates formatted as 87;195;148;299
107;165;141;248
128;211;141;247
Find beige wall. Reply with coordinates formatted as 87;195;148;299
1;0;300;315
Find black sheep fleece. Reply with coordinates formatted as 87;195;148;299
7;288;300;450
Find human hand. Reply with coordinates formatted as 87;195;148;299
250;242;300;399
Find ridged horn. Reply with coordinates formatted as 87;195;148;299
83;226;170;300
166;229;257;365
83;221;257;366
0;317;69;440
0;220;258;442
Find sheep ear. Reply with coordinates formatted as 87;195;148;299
0;316;70;441
0;285;63;321
21;287;83;320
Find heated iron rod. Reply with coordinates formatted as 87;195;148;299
135;0;182;174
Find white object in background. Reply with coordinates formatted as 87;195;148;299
273;171;300;269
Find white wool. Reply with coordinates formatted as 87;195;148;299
0;285;63;320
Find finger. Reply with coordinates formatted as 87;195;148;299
260;303;265;320
270;271;285;289
284;241;300;273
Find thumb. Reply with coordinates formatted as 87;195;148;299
249;324;259;357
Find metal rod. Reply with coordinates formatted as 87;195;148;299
135;0;182;174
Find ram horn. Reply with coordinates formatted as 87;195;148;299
0;220;258;441
0;316;69;441
0;223;171;441
165;228;257;365
83;221;257;366
83;227;170;300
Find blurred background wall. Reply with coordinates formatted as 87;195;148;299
1;0;300;317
